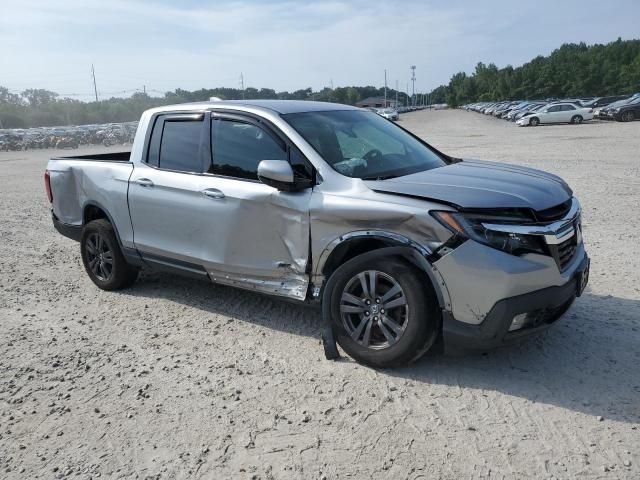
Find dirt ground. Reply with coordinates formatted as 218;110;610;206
0;110;638;479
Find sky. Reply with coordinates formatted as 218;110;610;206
1;0;639;101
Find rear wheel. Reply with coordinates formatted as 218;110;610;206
571;115;583;124
327;255;439;368
80;219;138;290
621;111;635;122
529;117;540;126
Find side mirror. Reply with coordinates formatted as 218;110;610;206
257;160;296;191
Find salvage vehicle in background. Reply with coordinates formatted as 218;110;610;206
509;103;547;121
594;96;636;119
45;100;589;367
581;94;631;109
610;95;640;121
516;102;594;126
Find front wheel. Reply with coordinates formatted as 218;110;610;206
571;115;583;124
620;111;635;122
326;255;439;368
80;219;138;290
529;117;540;126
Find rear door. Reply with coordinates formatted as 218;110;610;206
128;112;211;275
560;104;576;122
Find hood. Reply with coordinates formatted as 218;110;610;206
364;159;572;211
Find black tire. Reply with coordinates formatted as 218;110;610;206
326;254;439;368
529;117;540;126
80;219;138;290
620;111;634;122
571;115;583;124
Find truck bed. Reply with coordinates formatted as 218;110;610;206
50;151;131;162
47;153;135;245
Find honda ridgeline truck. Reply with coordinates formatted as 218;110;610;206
45;100;589;367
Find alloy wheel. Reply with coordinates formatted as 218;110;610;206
85;233;113;281
339;270;409;350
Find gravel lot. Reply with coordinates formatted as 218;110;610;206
0;110;638;479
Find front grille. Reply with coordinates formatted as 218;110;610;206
557;236;577;269
548;223;579;271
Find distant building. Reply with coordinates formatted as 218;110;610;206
355;96;398;108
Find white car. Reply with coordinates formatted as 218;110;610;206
516;103;593;126
378;108;399;121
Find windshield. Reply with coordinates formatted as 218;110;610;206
283;110;446;179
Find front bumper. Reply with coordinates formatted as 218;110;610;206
442;253;589;350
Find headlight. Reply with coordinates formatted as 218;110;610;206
431;211;547;256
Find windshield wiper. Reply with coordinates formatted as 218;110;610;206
361;174;398;181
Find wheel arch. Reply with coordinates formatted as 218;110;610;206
82;201;145;267
81;201;129;256
315;231;451;311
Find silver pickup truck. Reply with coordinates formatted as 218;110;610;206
46;100;589;367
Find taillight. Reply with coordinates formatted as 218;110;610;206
44;170;53;203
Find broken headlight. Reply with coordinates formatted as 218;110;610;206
431;211;547;256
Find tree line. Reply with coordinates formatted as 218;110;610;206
3;38;638;128
0;85;406;129
431;38;640;107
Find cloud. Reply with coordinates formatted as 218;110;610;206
1;0;638;100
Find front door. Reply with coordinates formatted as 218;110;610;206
197;114;312;299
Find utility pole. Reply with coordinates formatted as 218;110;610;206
410;65;416;107
143;85;146;95
406;82;409;107
384;69;387;107
395;80;398;108
91;64;98;102
240;72;245;100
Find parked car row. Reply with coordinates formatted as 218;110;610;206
370;107;400;121
0;121;138;152
366;104;432;121
463;93;640;126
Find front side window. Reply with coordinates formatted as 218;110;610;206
283;110;445;179
158;120;203;172
562;105;576;111
547;105;561;112
210;119;286;180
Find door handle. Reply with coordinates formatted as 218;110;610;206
135;178;154;187
201;188;225;199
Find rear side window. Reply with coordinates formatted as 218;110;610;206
562;105;575;111
210;119;286;180
159;120;203;172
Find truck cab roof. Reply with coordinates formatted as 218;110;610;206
152;99;359;115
